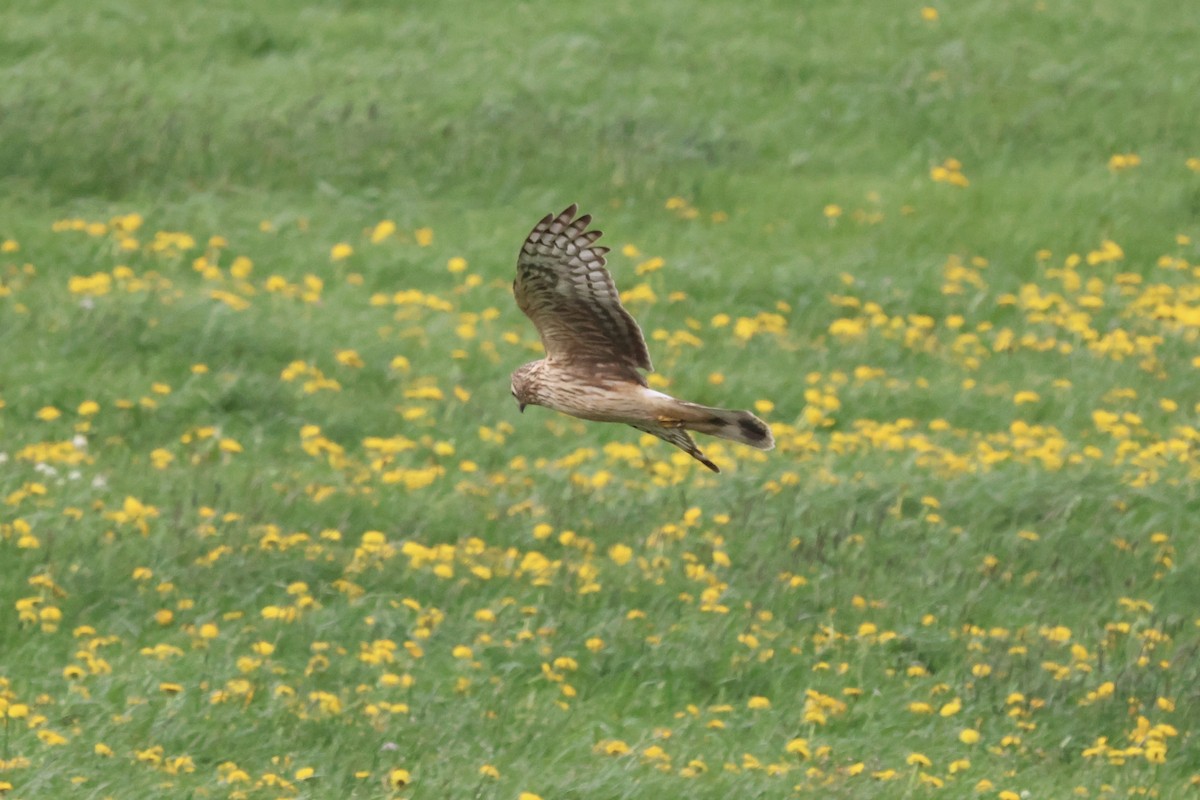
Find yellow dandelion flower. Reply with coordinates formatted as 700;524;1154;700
38;730;69;746
785;738;810;757
1042;625;1071;642
330;242;353;261
930;158;969;186
371;220;396;243
620;282;657;304
1108;153;1141;171
609;544;633;566
921;6;939;20
596;739;630;756
336;349;364;368
636;256;665;275
230;256;253;278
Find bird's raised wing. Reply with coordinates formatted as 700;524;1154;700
514;204;653;380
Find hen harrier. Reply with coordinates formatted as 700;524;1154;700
510;204;774;473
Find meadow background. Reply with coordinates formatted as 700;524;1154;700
2;1;1200;797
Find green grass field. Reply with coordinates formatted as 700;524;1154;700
3;1;1200;797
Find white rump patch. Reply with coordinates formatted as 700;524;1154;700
640;387;674;402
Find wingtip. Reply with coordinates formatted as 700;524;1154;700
694;450;720;473
553;203;580;225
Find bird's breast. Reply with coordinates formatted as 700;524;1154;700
536;374;656;424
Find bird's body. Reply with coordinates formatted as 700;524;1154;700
512;360;655;422
511;205;774;473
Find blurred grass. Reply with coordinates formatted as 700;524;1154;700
4;3;1199;219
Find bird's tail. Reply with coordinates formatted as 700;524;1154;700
675;402;775;450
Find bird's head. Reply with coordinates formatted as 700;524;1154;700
510;361;542;413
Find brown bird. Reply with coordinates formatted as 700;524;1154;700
510;204;774;472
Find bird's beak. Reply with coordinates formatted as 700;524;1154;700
518;403;526;414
